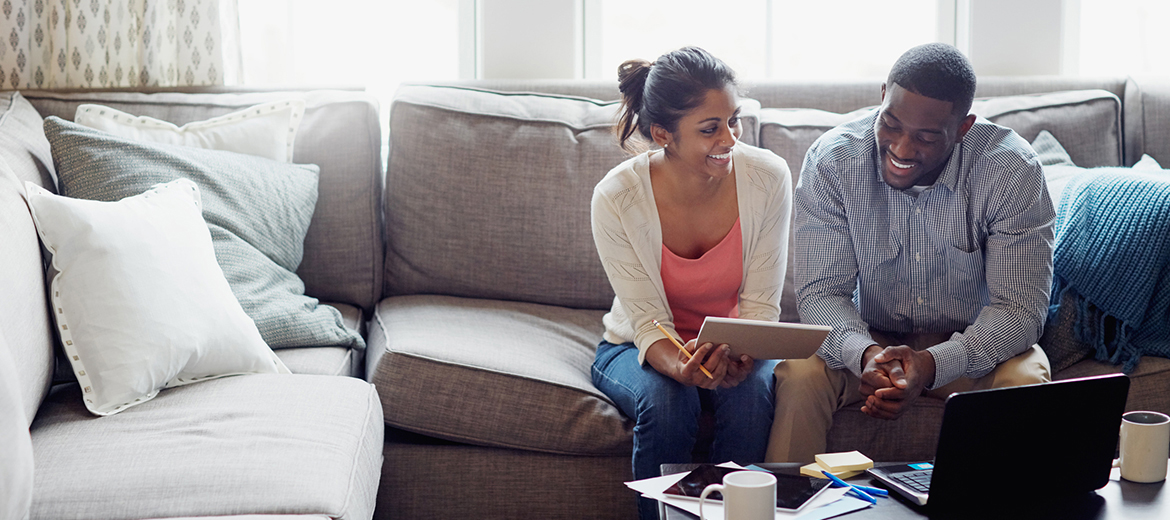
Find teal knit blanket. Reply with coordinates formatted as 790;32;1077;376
1050;169;1170;372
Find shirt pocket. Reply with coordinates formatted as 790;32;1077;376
944;246;986;307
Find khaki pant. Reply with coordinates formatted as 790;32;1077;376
765;331;1051;463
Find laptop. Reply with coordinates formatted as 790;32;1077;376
866;373;1129;512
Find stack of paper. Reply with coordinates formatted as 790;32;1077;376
800;451;874;480
625;462;872;520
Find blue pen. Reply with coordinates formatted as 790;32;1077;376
821;470;878;504
818;469;886;495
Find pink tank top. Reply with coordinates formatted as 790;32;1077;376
660;218;743;342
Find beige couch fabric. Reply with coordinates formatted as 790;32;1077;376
382;86;628;310
30;374;383;520
368;294;632;455
379;436;635;520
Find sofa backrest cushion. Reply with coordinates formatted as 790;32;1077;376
21;90;384;312
383;85;766;309
383;86;628;309
0;92;56;422
971;89;1123;168
1125;77;1170;167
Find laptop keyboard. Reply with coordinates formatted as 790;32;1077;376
891;470;933;493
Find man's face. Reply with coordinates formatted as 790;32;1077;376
875;83;975;190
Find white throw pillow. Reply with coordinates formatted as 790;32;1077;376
1134;154;1164;171
25;179;290;416
74;99;305;163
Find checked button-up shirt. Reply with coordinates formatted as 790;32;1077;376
794;111;1055;389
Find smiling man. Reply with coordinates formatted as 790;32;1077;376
765;43;1056;463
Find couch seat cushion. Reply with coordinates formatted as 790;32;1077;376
367;294;632;456
29;374;382;520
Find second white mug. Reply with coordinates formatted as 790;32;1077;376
698;470;776;520
1116;410;1170;483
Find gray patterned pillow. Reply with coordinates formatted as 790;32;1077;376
43;116;363;351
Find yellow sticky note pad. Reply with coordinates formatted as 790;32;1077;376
800;462;863;480
814;450;874;473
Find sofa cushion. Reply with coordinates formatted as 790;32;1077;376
26;179;289;416
759;89;1123;176
971;89;1123;168
0;333;34;520
30;374;383;520
367;294;633;456
383;86;624;310
0;93;55;424
380;434;637;519
22;89;384;311
0;92;56;187
383;85;762;310
43;117;363;352
1124;77;1170;167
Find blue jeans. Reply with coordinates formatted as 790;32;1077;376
592;340;778;520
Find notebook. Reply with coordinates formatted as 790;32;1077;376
866;373;1130;511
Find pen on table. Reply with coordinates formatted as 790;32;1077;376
651;319;715;380
817;470;888;496
821;470;880;504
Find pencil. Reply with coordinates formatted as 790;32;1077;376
652;319;715;379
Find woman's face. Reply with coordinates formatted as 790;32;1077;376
661;86;742;179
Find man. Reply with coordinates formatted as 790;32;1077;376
766;43;1055;463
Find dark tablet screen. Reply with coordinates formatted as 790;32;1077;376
662;465;830;511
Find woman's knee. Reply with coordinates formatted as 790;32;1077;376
633;385;701;444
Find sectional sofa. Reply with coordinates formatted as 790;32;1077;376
2;76;1168;520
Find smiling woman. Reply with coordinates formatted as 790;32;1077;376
592;46;794;520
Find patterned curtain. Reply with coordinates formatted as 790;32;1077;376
0;0;239;89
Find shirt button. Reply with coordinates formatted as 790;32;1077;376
915;207;923;215
915;252;922;262
917;296;925;305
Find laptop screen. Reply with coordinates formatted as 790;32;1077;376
920;374;1128;510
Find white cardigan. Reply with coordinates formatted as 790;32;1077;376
591;144;793;364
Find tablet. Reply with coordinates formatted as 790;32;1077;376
662;464;830;512
695;317;830;360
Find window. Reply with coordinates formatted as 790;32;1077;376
768;0;939;79
596;0;940;81
597;0;769;80
237;0;462;101
1075;0;1170;76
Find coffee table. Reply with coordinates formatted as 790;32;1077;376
660;462;1169;519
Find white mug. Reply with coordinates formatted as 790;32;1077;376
698;470;776;520
1116;411;1170;483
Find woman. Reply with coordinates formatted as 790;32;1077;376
590;46;793;519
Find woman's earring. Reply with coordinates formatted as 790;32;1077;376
663;143;668;149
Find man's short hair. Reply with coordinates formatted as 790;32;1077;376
888;43;977;117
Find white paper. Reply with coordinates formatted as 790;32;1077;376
625;464;871;520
